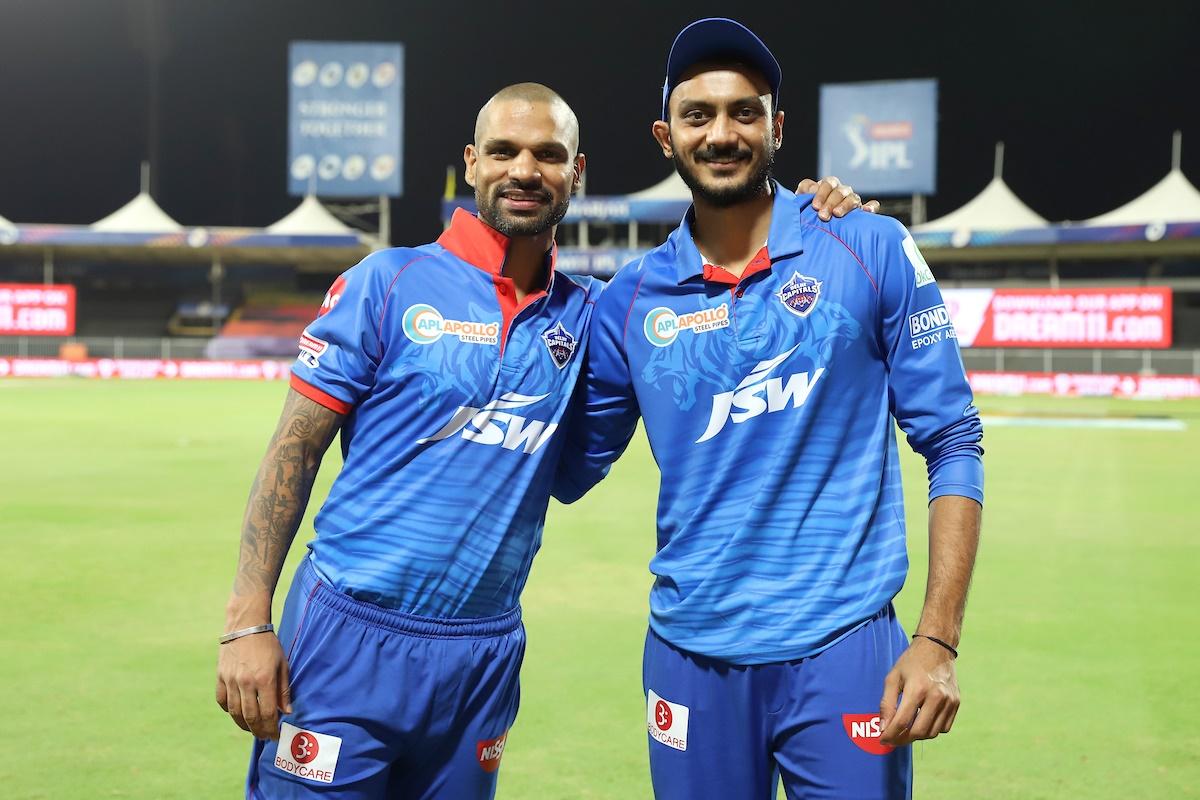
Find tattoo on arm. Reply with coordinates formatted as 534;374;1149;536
232;389;343;599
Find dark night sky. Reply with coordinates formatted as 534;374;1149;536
1;0;1199;245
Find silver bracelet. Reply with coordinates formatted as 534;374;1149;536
218;623;274;644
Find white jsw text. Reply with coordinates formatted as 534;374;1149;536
696;344;824;443
417;392;558;454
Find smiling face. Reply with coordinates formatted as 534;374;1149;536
465;95;584;238
653;62;784;207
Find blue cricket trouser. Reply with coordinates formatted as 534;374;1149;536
644;604;913;799
247;556;524;799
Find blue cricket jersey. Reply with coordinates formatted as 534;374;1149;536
556;183;983;665
291;209;599;619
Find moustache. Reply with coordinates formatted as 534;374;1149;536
494;184;552;202
696;148;752;163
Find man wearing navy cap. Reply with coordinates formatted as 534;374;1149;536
556;17;984;799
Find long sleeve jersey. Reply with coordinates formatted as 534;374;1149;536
555;184;983;664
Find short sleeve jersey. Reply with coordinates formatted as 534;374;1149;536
291;209;599;619
558;184;983;664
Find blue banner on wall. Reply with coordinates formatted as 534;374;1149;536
818;79;937;196
288;41;404;198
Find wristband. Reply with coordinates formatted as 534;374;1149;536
219;623;274;644
912;633;958;659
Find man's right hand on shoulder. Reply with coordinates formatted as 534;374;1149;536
216;623;292;741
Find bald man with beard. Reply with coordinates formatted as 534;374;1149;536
215;83;866;800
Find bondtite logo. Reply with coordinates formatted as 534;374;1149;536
417;392;558;455
402;304;499;346
845;114;914;171
842;713;894;755
644;304;730;347
696;344;825;443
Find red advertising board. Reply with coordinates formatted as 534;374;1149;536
967;371;1200;400
0;358;291;380
942;287;1172;349
0;283;76;336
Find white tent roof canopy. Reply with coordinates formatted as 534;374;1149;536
0;212;15;230
267;194;355;235
1082;168;1200;226
91;191;182;233
914;176;1047;232
630;171;692;201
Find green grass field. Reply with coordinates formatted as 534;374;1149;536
0;380;1196;799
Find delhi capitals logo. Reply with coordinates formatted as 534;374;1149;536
776;272;822;318
541;321;577;369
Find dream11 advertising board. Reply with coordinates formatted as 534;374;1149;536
0;283;76;336
939;287;1172;349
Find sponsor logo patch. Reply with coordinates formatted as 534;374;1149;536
647;689;690;751
476;731;508;773
318;275;347;317
297;330;328;369
697;343;825;443
908;303;956;350
842;713;894;755
274;722;343;784
402;304;499;346
417;392;558;455
541;321;577;369
903;235;936;288
643;303;729;347
776;272;823;318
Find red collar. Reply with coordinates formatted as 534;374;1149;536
701;245;772;285
437;208;558;279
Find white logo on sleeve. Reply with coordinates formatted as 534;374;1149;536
274;723;342;784
647;690;690;751
902;234;936;287
696;344;825;443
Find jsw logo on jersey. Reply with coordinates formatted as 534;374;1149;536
696;344;825;443
417;392;558;454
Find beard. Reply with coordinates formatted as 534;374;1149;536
673;140;775;208
476;183;571;237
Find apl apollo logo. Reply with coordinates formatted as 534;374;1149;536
696;343;825;443
644;303;730;347
776;273;822;318
402;304;499;346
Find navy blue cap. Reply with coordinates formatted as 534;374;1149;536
661;18;782;121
